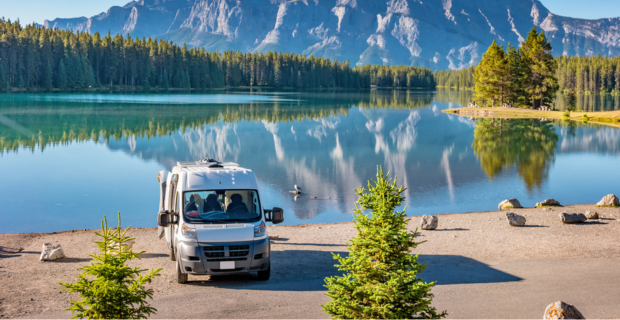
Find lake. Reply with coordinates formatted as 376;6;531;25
1;90;619;234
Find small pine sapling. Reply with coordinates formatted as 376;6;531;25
322;166;446;319
60;212;162;319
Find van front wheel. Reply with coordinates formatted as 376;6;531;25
257;265;270;281
176;260;188;284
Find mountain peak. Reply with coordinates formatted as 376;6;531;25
44;0;620;70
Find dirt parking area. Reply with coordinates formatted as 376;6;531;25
1;204;619;318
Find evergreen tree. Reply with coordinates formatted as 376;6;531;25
60;213;162;319
323;167;446;319
521;28;559;109
55;59;67;89
474;41;508;107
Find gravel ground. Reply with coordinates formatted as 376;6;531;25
1;204;619;319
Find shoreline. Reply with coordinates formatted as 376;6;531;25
0;202;608;236
443;107;620;128
2;203;620;318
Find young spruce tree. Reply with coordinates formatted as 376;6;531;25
323;166;446;319
60;213;162;319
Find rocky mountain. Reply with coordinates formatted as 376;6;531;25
44;0;620;70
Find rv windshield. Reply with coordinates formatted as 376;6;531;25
183;190;261;223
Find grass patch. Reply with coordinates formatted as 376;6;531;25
595;205;620;208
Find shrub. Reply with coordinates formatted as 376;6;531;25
60;213;162;319
562;109;571;119
322;166;446;319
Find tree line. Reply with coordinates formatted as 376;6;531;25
435;45;620;97
473;28;558;108
0;20;439;91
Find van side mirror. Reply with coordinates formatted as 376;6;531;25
265;207;284;225
157;211;178;227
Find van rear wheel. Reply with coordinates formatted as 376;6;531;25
257;265;270;281
170;244;176;261
176;260;188;284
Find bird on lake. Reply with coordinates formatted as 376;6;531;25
290;184;302;194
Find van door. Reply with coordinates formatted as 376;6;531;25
158;170;167;240
164;173;178;248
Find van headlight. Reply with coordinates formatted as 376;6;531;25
254;222;266;238
181;224;197;240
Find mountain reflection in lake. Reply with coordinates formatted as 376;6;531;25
0;90;618;234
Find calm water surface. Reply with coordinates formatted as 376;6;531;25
1;91;619;233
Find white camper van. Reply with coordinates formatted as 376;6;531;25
157;159;284;284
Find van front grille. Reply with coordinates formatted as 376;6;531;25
202;244;250;259
205;251;225;258
204;246;225;251
207;257;247;262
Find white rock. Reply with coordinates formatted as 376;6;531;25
498;198;523;210
585;211;599;220
420;215;438;230
505;212;526;226
596;194;620;207
40;242;65;261
544;301;584;319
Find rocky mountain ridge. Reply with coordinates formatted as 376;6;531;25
44;0;620;70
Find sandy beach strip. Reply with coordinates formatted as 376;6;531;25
1;204;619;319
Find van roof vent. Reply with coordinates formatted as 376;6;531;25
177;158;239;168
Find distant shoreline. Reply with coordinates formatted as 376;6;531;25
444;107;620;128
0;202;610;236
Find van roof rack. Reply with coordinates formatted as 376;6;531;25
177;159;239;168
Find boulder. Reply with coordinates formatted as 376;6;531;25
585;211;599;220
506;212;526;226
40;242;65;261
560;213;587;224
498;198;523;210
596;194;620;207
536;198;561;207
544;301;584;319
420;215;438;230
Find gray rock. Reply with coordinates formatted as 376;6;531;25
505;213;526;226
560;213;587;224
536;198;561;207
596;194;620;207
544;301;584;319
40;242;65;261
498;198;523;210
420;215;438;230
584;211;599;220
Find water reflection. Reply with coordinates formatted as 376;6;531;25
472;119;558;191
0;91;619;233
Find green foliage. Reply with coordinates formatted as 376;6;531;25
563;109;571;118
322;166;446;319
474;41;510;107
0;19;436;91
521;28;559;109
473;29;559;108
59;213;162;319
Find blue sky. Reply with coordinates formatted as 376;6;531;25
1;0;620;25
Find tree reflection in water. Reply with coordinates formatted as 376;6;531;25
472;118;558;191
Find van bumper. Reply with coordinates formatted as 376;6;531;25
177;237;270;276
